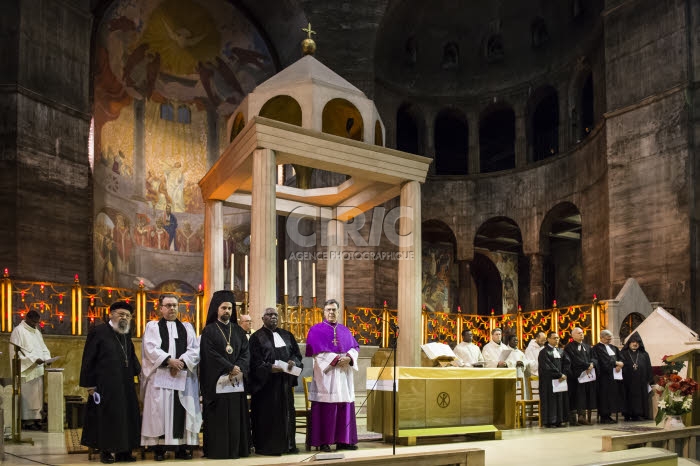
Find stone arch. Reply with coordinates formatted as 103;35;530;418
619;312;646;341
474;217;524;315
259;95;302;126
539;202;583;307
526;85;559;162
479;103;515;173
321;98;364;141
434;108;468;175
230;112;246;142
396;102;426;155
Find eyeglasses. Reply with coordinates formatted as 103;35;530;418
263;313;278;317
162;303;178;309
115;312;132;319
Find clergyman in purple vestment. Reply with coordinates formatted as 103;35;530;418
305;299;360;452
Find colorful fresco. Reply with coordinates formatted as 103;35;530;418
483;250;519;314
92;0;275;289
422;242;456;313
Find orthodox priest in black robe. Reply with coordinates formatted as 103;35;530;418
564;327;597;425
199;290;250;459
591;329;625;423
539;331;570;427
620;333;653;421
249;307;303;455
80;301;141;464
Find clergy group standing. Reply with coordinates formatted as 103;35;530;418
564;327;596;426
140;294;201;460
9;310;52;430
306;298;360;452
538;331;570;427
248;307;303;455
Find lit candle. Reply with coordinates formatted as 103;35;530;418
298;261;302;297
244;255;249;292
284;259;288;295
230;254;234;290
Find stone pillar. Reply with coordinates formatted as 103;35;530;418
468;111;480;174
326;220;345;320
529;253;545;310
515;107;527;168
558;82;569;153
249;148;277;328
203;200;224;312
47;370;64;433
132;99;146;199
398;181;422;367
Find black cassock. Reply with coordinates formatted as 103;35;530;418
591;342;625;416
564;341;597;411
248;327;303;455
80;323;141;453
199;321;250;459
620;348;653;419
538;343;570;426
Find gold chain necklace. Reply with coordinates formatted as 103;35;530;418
216;322;233;354
324;321;339;346
629;350;639;370
114;332;128;367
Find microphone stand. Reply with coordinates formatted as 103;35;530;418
391;324;398;456
8;342;34;445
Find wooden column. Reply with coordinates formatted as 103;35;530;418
249;148;277;328
326;219;345;320
398;180;422;367
203;200;224;314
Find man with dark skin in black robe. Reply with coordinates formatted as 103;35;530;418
564;327;597;425
80;301;141;464
249;307;303;455
621;333;653;421
199;290;250;459
539;331;570;427
592;329;625;423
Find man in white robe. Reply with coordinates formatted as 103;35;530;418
481;328;509;368
9;310;51;429
141;294;201;461
453;329;484;367
524;331;547;398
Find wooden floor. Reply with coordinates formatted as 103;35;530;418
3;420;698;466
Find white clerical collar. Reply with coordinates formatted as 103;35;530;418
166;320;178;338
272;331;286;348
21;321;36;332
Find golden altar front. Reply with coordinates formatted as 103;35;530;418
366;367;516;444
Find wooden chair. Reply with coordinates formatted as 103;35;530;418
302;376;313;451
515;375;541;428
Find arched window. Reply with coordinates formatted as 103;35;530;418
259;95;302;126
479;105;515;173
177;106;191;124
321;98;364;141
396;103;425;155
442;42;459;70
434;109;468;175
527;86;559;162
160;103;174;121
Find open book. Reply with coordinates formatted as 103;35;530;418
421;342;456;361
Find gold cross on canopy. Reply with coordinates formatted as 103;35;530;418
302;22;316;39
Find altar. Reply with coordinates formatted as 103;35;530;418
366;367;516;444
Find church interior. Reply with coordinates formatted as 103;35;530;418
3;0;700;464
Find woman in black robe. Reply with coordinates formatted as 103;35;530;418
591;329;625;423
199;290;250;459
620;333;653;421
538;331;570;427
248;308;303;455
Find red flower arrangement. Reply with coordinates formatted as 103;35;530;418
654;358;699;425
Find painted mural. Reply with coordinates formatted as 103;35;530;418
92;0;275;289
482;250;519;314
422;242;456;313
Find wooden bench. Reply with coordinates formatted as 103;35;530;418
602;426;700;459
286;448;485;466
389;425;501;446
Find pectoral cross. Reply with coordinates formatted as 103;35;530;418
332;326;338;346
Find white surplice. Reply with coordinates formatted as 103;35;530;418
524;339;544;376
140;320;202;446
9;321;51;420
481;340;509;368
505;347;533;378
308;348;359;403
453;342;484;367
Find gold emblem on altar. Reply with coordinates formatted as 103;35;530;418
437;391;450;408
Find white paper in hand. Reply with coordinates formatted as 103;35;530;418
613;368;623;380
552;379;568;393
154;367;187;391
216;373;244;393
578;368;596;383
44;356;61;365
274;360;302;376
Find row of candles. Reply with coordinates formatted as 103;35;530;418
229;255;317;297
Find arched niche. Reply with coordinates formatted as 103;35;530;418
474;216;524;314
259;95;302;126
539;202;583;307
527;86;559;162
396;102;425;155
570;66;594;143
479;104;515;173
619;312;645;341
230;112;246;142
422;219;458;313
321;98;363;141
434;108;468;176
